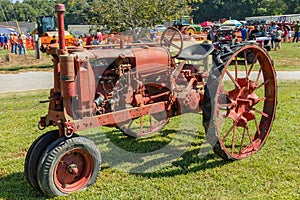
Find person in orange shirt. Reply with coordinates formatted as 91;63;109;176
18;33;26;55
9;33;18;54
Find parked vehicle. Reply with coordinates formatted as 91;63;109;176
252;31;272;51
156;24;167;33
173;16;202;34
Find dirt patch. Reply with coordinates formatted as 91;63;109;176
0;53;52;73
274;59;300;66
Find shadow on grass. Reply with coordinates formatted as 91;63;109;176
86;126;231;176
0;172;47;199
140;149;231;178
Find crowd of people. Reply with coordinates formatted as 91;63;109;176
0;32;30;55
239;20;300;50
85;29;103;46
205;20;299;51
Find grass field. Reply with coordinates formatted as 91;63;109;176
268;42;300;71
0;80;299;199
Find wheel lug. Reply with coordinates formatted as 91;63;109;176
67;164;79;174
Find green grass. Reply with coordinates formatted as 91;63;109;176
0;49;36;57
0;81;299;199
267;42;300;71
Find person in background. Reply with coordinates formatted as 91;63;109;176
10;32;18;54
0;33;4;48
240;26;247;41
188;32;195;41
77;36;83;46
249;26;260;40
21;32;26;54
149;27;157;42
208;26;215;42
274;27;283;50
283;26;288;42
3;33;8;49
50;35;57;44
86;34;93;46
18;33;26;55
92;35;100;45
26;33;32;48
269;21;279;49
97;29;103;43
293;21;299;43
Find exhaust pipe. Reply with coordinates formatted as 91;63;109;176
54;4;66;53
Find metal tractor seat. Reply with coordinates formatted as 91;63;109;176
177;43;214;61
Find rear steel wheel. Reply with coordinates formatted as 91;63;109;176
37;136;101;197
24;130;60;191
203;45;277;160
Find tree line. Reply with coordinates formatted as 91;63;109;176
192;0;300;23
1;0;299;30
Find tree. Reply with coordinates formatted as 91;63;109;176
85;0;203;31
3;0;300;28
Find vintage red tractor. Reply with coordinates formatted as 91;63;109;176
24;4;277;197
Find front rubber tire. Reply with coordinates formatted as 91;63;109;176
24;130;60;191
37;136;101;197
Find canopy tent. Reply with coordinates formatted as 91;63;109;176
223;19;242;27
0;27;15;35
200;21;214;27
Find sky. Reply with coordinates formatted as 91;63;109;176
11;0;24;3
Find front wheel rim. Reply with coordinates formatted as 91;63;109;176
54;148;94;192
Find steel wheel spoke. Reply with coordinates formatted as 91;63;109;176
231;125;237;154
255;67;262;84
222;122;235;141
239;127;246;153
255;79;270;91
243;51;249;76
247;54;258;77
235;56;238;80
253;108;270;118
226;70;241;89
254;117;261;136
246;126;255;150
126;120;134;129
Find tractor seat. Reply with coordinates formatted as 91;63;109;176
177;43;214;61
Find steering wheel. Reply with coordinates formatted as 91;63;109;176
160;27;183;58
